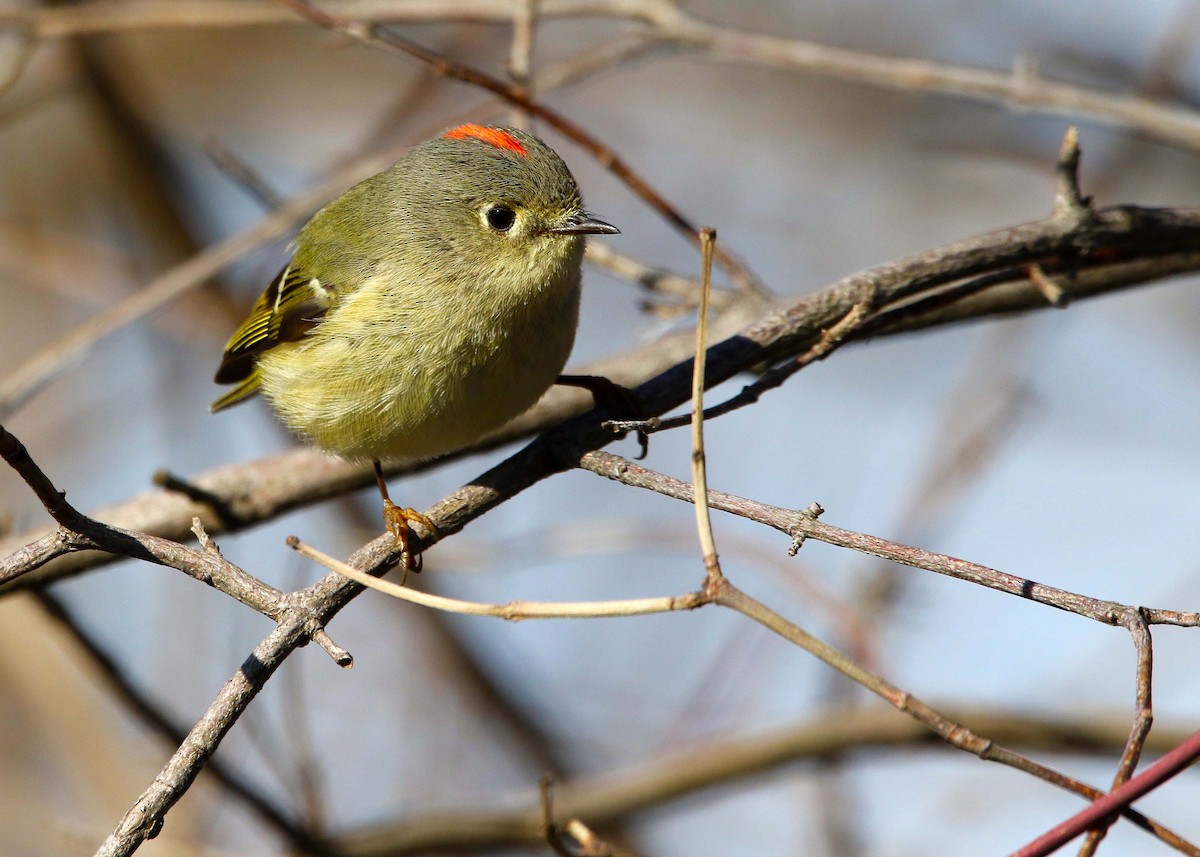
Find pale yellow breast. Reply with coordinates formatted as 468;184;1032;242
258;256;582;462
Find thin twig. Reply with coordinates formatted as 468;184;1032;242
204;137;285;208
691;228;721;582
585;241;726;316
577;450;1200;630
189;516;220;555
289;537;706;619
1029;263;1069;307
609;296;874;437
1053;126;1091;218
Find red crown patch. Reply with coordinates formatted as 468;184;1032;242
443;124;527;156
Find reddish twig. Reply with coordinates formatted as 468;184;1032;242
1011;729;1200;857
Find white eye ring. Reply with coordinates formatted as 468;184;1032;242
484;205;516;231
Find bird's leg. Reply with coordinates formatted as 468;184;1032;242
556;374;649;459
373;459;438;574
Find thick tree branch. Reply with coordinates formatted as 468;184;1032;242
7;197;1200;593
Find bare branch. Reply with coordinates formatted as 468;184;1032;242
9;1;1200;156
8;194;1200;594
690;228;721;581
290;537;706;619
32;591;334;856
333;706;1200;855
577;451;1200;629
1013;728;1200;857
0;425;354;667
0;425;278;611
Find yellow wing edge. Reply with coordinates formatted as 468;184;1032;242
210;370;262;413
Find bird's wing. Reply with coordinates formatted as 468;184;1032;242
210;264;332;409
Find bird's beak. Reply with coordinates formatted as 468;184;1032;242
549;212;620;235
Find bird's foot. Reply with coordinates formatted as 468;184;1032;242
382;500;439;576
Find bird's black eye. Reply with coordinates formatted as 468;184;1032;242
485;206;516;232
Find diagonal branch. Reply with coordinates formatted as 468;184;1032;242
1013;728;1200;857
33;591;334;856
7;195;1200;593
0;424;353;665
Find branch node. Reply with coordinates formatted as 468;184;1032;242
190;517;222;555
1028;264;1070;307
312;627;353;667
288;602;353;667
1053;126;1093;221
788;503;824;555
276;549;355;665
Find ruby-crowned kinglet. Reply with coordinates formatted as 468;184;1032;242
212;124;618;568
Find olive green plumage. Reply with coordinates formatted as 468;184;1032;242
212;125;617;463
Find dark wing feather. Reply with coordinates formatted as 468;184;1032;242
213;265;330;384
210;265;332;412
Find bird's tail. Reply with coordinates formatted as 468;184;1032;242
210;370;262;413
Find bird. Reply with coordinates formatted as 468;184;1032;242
212;124;619;570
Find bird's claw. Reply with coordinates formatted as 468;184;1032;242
382;499;439;576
